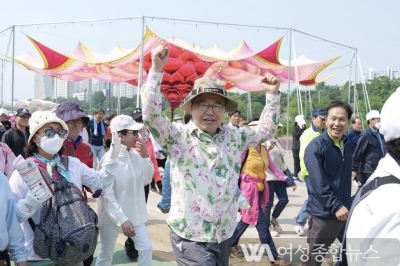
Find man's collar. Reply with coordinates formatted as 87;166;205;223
327;130;347;142
66;135;83;148
311;123;324;133
14;125;27;133
370;126;379;134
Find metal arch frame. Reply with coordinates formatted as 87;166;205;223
0;16;359;150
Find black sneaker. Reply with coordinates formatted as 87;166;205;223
150;187;158;194
124;237;138;261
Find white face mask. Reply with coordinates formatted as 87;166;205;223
375;122;381;130
36;134;64;155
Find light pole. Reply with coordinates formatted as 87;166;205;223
89;81;96;115
0;58;7;106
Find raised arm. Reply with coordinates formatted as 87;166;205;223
80;131;121;190
240;74;281;151
141;46;179;153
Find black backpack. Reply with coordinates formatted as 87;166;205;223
28;156;99;266
334;175;400;266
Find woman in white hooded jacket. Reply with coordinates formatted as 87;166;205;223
95;115;154;266
8;111;121;265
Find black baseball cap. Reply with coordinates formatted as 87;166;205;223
16;108;31;117
312;108;326;118
132;108;142;120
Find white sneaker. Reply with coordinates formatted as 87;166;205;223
293;176;303;183
295;224;304;236
270;218;282;233
270;226;279;237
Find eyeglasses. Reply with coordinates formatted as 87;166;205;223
192;102;226;113
128;130;139;137
66;118;84;125
39;128;68;139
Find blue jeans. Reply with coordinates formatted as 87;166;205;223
295;177;310;226
90;144;105;170
264;181;289;221
160;160;171;206
231;192;278;260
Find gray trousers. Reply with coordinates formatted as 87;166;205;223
170;229;231;266
303;215;346;266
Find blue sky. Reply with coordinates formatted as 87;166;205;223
0;0;398;102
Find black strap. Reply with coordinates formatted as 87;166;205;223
63;144;75;157
87;119;94;143
240;150;249;174
337;175;400;266
360;175;400;197
28;217;36;231
27;157;70;232
0;250;9;258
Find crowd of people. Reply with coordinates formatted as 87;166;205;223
1;45;399;266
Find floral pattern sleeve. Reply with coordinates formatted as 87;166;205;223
141;70;182;155
239;93;280;151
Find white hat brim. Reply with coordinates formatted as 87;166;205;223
28;118;69;143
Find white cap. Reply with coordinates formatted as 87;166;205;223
295;115;306;128
248;121;259;126
173;114;183;121
28;110;69;143
380;88;400;142
110;115;144;133
0;108;8;116
366;110;380;121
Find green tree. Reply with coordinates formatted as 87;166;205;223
56;97;67;104
92;91;106;109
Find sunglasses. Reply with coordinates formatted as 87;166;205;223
39;128;68;139
128;130;139;137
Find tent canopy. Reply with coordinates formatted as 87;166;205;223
2;99;57;111
11;27;340;109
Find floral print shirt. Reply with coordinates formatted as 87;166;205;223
141;70;280;243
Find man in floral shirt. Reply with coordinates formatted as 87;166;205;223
142;45;281;266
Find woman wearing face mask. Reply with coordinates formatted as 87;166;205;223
96;115;154;266
8;110;121;265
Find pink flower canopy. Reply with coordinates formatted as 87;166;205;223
14;27;339;110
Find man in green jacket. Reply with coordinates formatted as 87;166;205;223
294;108;326;236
